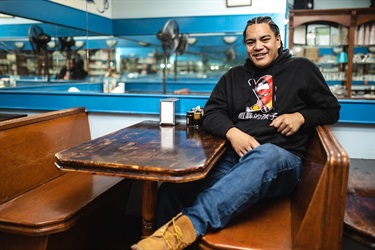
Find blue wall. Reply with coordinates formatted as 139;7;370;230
0;81;374;124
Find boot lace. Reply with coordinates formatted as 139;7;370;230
162;215;188;250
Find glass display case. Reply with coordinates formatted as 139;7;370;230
289;8;375;99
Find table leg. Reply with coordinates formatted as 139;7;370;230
142;180;158;236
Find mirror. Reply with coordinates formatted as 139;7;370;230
0;4;248;95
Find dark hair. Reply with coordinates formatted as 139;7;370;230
243;16;283;53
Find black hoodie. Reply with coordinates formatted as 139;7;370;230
202;49;340;158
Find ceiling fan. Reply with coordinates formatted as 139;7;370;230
173;34;189;81
157;19;180;57
28;25;51;82
157;19;180;93
57;36;76;59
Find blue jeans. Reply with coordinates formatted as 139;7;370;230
157;143;302;236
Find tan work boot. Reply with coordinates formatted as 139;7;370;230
131;212;196;250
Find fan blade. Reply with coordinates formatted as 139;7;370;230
177;34;189;55
157;19;180;56
58;37;76;52
28;25;50;54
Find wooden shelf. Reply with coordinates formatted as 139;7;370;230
289;8;375;98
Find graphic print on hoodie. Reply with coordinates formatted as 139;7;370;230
246;75;274;113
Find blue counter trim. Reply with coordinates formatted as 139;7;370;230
337;99;375;124
3;79;216;93
0;89;374;124
6;83;103;92
0;91;208;115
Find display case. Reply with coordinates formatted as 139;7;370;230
289;8;375;99
88;49;114;76
0;52;10;76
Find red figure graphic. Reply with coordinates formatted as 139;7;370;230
247;75;273;113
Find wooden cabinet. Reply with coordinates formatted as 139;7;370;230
289;8;375;98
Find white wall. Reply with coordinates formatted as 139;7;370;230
87;112;158;138
111;0;287;19
50;0;371;20
50;0;288;19
330;124;375;159
50;0;113;18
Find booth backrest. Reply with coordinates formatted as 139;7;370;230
291;125;350;249
0;107;90;204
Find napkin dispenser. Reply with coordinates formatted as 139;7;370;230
160;98;179;125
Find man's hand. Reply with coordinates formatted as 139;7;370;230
270;112;305;136
226;127;260;157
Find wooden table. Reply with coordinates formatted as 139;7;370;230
55;120;228;236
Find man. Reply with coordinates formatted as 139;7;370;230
131;16;340;250
57;56;87;80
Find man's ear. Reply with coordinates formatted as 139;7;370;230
276;34;281;49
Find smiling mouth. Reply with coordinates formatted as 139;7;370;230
253;53;267;59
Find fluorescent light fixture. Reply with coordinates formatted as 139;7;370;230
105;39;117;48
14;42;25;49
75;41;85;49
223;36;238;44
0;14;14;18
138;41;150;47
188;37;197;45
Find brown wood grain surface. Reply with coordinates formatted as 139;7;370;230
344;160;375;247
56;120;228;183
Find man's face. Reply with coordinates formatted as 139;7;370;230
244;23;281;68
66;59;74;69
